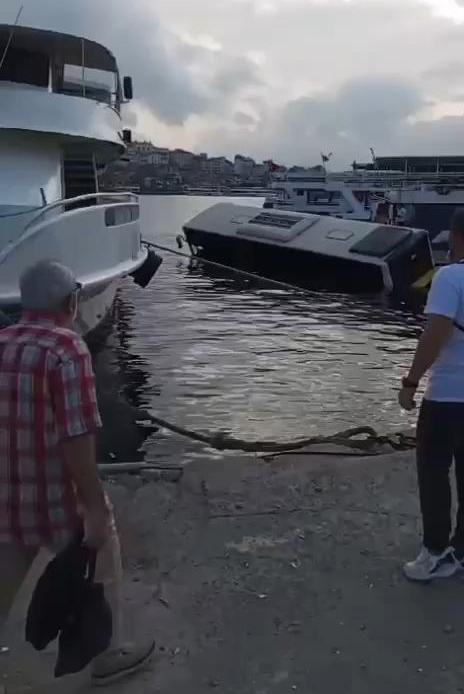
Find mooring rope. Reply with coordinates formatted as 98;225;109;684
137;410;415;455
143;239;318;296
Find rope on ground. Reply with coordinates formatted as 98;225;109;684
138;410;415;455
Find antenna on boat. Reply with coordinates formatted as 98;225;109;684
0;4;24;73
370;147;378;169
321;152;333;169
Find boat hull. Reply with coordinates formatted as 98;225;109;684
0;246;164;340
77;278;120;336
0;193;159;339
1;277;118;337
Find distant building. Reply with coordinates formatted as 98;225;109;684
128;141;154;156
102;142;294;190
127;141;169;166
149;147;170;167
170;149;195;169
192;153;207;170
203;156;234;176
234;154;256;178
251;163;267;179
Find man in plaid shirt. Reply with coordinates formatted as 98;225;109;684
0;261;154;691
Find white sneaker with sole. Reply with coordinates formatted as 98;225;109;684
92;640;156;687
403;547;458;581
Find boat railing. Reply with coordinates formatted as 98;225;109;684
22;192;139;233
0;191;140;270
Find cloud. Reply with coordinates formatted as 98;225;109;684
234;112;258;126
0;0;258;126
3;0;464;164
197;75;424;165
195;71;464;167
421;0;464;21
210;57;262;96
422;60;464;83
0;0;210;125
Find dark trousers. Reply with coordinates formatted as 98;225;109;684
416;399;464;555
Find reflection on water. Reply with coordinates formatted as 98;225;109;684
93;294;156;463
95;196;425;466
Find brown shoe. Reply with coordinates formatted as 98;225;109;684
92;640;155;687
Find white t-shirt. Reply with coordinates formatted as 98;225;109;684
425;263;464;401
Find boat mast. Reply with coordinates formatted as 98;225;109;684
0;5;24;72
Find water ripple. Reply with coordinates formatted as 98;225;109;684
108;196;424;464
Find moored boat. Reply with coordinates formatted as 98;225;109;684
0;24;160;335
265;156;464;241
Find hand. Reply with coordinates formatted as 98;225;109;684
84;505;111;550
398;386;416;411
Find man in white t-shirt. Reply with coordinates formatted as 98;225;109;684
399;208;464;581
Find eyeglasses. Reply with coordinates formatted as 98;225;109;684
73;282;82;303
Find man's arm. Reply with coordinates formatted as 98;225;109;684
60;433;110;549
407;314;454;385
60;432;106;510
51;347;109;548
399;267;459;411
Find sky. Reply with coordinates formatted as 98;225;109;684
2;0;464;166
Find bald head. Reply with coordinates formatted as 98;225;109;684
20;261;81;313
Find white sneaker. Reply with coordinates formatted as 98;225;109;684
403;547;458;581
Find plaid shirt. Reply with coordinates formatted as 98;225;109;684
0;312;101;546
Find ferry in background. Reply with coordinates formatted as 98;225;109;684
183;185;274;198
265;155;464;241
0;24;160;336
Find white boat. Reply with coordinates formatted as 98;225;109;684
183;203;434;294
265;167;378;221
0;24;160;335
265;156;464;240
384;184;464;261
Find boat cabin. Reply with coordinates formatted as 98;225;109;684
0;25;132;221
0;24;129;109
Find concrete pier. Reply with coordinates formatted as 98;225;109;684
3;446;464;693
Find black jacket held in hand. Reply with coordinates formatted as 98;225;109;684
25;532;112;678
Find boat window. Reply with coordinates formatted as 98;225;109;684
305;190;341;204
59;64;116;105
288;176;326;183
105;205;139;227
349;226;412;257
0;45;49;87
